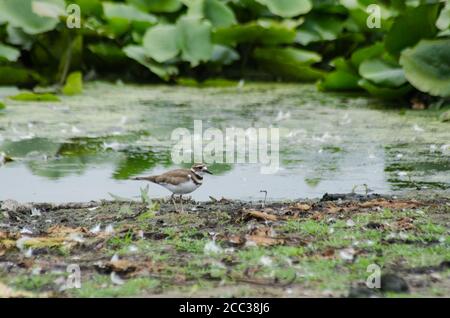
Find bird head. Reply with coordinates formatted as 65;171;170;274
191;163;212;175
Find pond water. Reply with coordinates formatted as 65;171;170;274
0;82;449;202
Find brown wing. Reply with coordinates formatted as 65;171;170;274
156;169;191;185
132;169;191;185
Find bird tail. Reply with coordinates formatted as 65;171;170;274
131;176;157;182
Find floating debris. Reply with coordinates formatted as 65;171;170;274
68;232;85;243
89;224;101;234
104;224;114;234
20;228;33;235
413;124;424;132
31;208;42;217
128;245;138;253
204;240;222;255
110;272;125;285
339;247;356;262
0;152;13;166
275;110;291;122
259;256;273;267
1;200;19;212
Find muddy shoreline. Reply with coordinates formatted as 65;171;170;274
1;193;449;297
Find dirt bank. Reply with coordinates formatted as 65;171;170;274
1;194;449;297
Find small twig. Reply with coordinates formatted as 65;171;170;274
260;190;267;208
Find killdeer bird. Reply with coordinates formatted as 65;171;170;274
132;163;212;212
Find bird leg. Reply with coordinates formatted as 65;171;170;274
179;194;185;213
171;193;180;213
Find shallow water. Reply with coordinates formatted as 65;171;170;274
0;82;449;202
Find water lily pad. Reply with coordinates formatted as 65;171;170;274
319;70;361;91
436;2;450;30
213;20;296;46
6;25;34;49
62;72;83;96
204;0;236;27
0;0;65;34
71;0;103;17
127;0;182;13
358;79;413;99
9;92;60;102
296;14;344;45
103;2;157;23
0;43;20;62
253;47;324;81
0;66;40;86
87;43;127;64
256;0;312;18
341;1;386;32
211;45;239;65
143;24;179;63
350;43;384;68
359;58;407;88
187;0;236;28
385;3;440;56
176;17;212;66
123;45;178;80
400;39;450;97
319;57;361;91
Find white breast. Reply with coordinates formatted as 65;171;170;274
161;179;201;194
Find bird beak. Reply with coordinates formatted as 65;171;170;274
204;169;213;175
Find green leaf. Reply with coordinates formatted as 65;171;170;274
256;47;321;65
6;25;34;49
123;45;178;80
0;66;41;85
0;43;20;62
31;0;65;18
213;20;297;46
311;0;347;14
127;0;183;13
385;3;440;56
62;72;83;96
341;0;393;32
87;43;127;64
176;17;212;66
319;70;361;91
350;42;384;68
211;45;239;65
256;0;312;18
9;92;60;102
319;57;361;91
105;18;130;37
0;0;65;34
143;24;179;63
253;47;324;81
359;58;407;88
103;2;157;23
400;39;450;97
203;0;237;28
358;79;413;99
71;0;103;17
436;2;450;30
0;102;5;110
296;14;344;45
